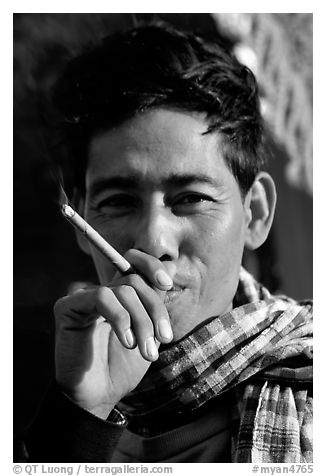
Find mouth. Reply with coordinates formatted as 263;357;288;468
164;285;186;304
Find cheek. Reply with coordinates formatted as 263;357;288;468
90;250;116;284
86;212;135;254
190;212;245;294
88;226;135;284
192;210;245;264
104;229;134;255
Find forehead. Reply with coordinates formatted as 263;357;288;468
86;108;233;188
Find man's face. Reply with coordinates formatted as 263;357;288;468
84;108;251;341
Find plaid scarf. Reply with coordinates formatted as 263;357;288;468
119;267;313;462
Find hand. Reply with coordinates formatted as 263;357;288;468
54;250;176;419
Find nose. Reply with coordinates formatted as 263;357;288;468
133;204;180;261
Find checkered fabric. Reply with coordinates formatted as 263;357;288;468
120;267;313;462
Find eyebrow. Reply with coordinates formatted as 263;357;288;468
88;172;224;197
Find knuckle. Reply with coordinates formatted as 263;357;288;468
113;308;130;325
123;249;135;262
53;296;68;318
118;284;138;299
124;273;143;288
94;286;110;305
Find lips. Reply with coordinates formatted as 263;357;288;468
164;284;186;304
169;284;184;292
163;272;194;304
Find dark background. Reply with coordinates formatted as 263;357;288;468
13;13;312;447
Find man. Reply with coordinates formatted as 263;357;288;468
23;22;312;463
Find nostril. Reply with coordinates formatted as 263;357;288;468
160;254;173;262
135;248;172;261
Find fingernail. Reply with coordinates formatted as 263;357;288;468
145;337;158;359
155;269;173;287
158;320;173;341
125;328;136;348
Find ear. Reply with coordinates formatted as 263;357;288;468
244;172;277;250
72;190;92;256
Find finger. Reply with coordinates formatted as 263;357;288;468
111;284;159;361
123;249;177;290
67;281;97;295
55;287;159;362
54;289;100;326
54;288;132;348
113;273;173;344
91;286;160;362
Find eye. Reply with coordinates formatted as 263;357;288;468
172;193;216;213
98;194;138;210
177;194;211;204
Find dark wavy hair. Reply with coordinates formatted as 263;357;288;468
53;21;266;198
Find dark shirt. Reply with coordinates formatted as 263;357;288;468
22;383;235;463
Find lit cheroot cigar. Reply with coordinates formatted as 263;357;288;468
61;204;133;274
